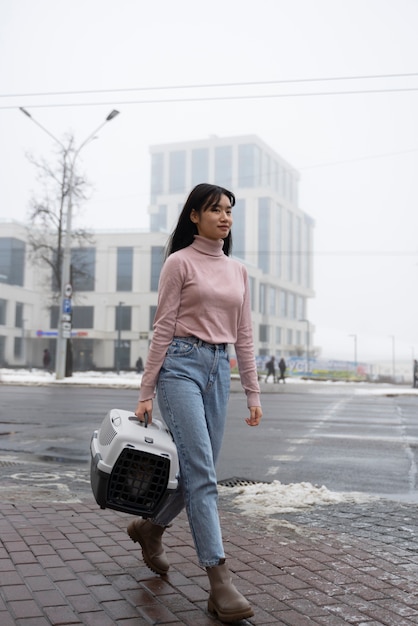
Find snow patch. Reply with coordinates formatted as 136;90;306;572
219;480;376;515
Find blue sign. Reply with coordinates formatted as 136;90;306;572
63;298;72;314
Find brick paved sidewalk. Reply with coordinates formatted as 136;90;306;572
1;495;418;626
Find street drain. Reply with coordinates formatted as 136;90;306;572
218;477;265;487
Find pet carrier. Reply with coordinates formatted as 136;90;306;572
90;408;179;517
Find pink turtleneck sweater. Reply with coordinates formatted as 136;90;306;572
139;236;261;407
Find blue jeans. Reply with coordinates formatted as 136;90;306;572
152;337;230;567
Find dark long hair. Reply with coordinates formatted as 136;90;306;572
165;183;235;258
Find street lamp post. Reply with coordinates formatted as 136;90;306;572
299;318;310;374
20;108;120;379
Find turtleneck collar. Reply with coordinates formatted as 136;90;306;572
191;235;225;257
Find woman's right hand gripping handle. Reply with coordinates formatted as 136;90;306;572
135;399;153;425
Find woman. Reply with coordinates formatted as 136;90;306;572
128;183;262;623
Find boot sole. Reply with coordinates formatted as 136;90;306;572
208;597;254;622
127;522;169;576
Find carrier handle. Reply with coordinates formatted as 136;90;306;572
143;411;149;428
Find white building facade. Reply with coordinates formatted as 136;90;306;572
149;134;315;361
0;134;315;371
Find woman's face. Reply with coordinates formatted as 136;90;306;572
190;194;233;241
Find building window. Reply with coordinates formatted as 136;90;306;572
283;168;288;199
15;302;24;328
279;291;287;317
238;143;261;188
0;298;6;325
286;329;293;345
295;216;302;285
215;146;233;189
291;172;299;205
259;324;269;342
258;197;270;273
262;152;271;187
115;305;131;331
268;287;276;315
149;305;157;330
297;296;304;321
288;293;295;319
275;203;282;278
272;160;279;193
286;211;293;282
0;237;25;286
150;205;167;232
72;338;94;370
259;283;266;314
191;148;209;186
150;246;164;291
151;152;164;200
275;327;282;344
304;215;314;289
51;306;95;331
232;198;245;260
73;306;94;329
71;248;96;291
0;335;5;364
169;150;186;193
249;276;255;311
14;336;22;358
50;306;59;329
116;247;133;291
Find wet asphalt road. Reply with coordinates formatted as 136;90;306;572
0;382;417;505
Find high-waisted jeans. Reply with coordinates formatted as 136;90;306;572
152;336;230;567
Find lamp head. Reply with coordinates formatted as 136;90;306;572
19;107;32;118
106;109;120;121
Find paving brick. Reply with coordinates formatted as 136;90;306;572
0;496;418;625
1;584;33;601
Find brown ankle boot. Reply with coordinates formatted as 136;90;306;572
206;560;254;623
127;518;169;575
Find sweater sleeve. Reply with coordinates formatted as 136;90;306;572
234;268;261;408
138;256;183;401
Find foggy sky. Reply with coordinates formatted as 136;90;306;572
1;0;417;364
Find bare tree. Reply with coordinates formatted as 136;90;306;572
25;134;94;302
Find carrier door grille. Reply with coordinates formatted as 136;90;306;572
107;448;170;515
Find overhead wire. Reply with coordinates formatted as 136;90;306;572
1;72;418;110
1;87;418;110
1;71;417;98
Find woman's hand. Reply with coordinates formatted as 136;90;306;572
135;399;153;425
246;406;262;427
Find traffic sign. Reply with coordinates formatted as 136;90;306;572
64;283;72;297
63;298;72;314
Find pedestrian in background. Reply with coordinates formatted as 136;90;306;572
278;357;287;383
264;356;276;382
128;183;262;623
43;348;51;371
413;359;418;388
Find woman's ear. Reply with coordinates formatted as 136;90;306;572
190;209;198;224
